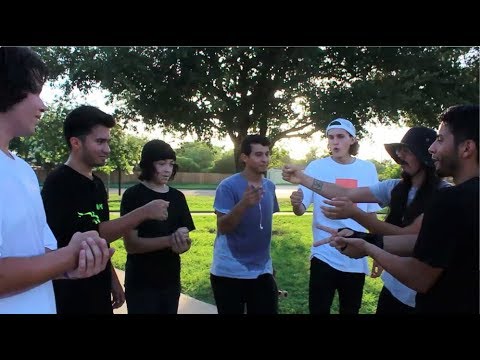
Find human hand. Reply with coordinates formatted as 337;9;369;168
144;199;170;221
321;197;357;220
312;224;366;258
281;164;305;184
240;184;264;207
170;227;192;254
66;232;114;279
290;188;304;207
111;276;126;309
370;260;383;278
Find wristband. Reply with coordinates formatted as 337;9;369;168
337;228;384;249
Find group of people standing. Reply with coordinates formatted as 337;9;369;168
1;46;478;315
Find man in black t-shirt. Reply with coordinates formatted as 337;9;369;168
42;106;170;314
317;105;479;313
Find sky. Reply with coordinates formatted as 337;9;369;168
41;82;408;163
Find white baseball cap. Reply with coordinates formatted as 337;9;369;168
326;118;356;137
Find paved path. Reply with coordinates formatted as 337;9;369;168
113;268;217;315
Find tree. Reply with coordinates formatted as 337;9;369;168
10;104;70;170
210;149;236;174
302;145;331;166
269;147;293;169
370;159;402;181
175;141;218;172
36;46;479;171
98;126;146;195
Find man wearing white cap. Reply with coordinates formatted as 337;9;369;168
288;118;381;314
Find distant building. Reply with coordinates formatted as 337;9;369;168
267;168;290;185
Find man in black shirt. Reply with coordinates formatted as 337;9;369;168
316;104;479;313
41;105;170;314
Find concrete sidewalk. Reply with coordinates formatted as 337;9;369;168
113;268;217;314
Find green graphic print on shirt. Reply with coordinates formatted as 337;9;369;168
77;203;103;225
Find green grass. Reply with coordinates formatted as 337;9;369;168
109;193;387;215
108;194;314;213
109;212;383;314
171;183;219;190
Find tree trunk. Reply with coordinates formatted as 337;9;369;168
106;173;110;200
118;169;122;196
232;136;244;172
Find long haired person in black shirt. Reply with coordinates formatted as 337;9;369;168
120;140;195;314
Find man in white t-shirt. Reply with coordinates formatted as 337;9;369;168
289;118;381;314
0;47;112;314
284;126;449;314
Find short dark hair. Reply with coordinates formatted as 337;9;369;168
240;134;271;156
0;47;48;112
64;105;115;148
440;104;479;162
138;139;178;181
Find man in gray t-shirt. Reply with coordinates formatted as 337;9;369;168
210;135;280;314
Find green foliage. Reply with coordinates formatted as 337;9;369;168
210;149;236;174
370;159;402;180
36;46;479;172
301;145;331;165
10;104;71;169
269;147;293;169
175;142;218;172
176;156;201;173
97;125;146;175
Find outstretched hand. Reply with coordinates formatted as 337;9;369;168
145;199;170;221
312;224;366;259
281;165;304;184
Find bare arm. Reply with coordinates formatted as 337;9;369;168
366;242;442;293
348;206;422;235
315;226;418;257
318;232;439;292
1;231;112;296
123;229;172;255
216;202;249;234
217;185;262;234
358;212;423;235
282;165;378;203
0;246;77;297
321;197;424;236
100;199;169;243
382;234;419;256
